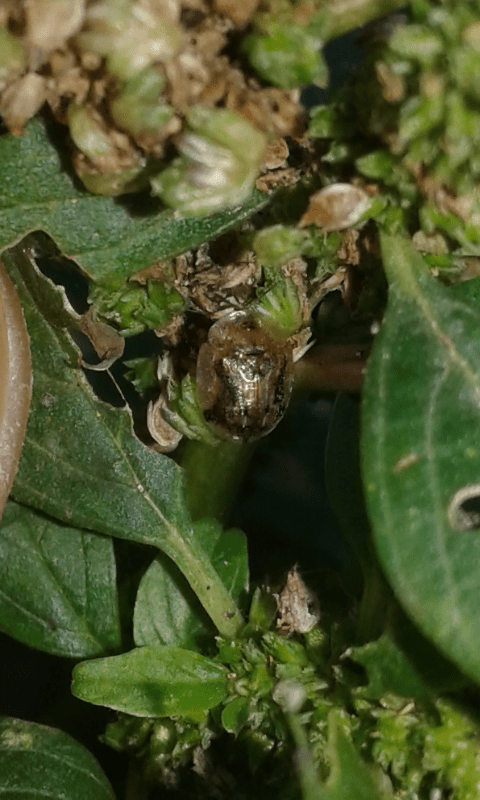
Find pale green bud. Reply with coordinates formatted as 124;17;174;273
151;106;267;215
110;67;176;138
0;27;27;84
77;0;183;81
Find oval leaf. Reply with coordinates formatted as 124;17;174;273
0;500;120;657
0;717;115;800
362;234;480;684
72;646;228;717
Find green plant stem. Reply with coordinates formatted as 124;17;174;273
180;438;256;521
321;0;407;39
160;520;245;637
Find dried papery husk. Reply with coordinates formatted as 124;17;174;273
299;183;371;231
147;394;182;452
0;261;32;520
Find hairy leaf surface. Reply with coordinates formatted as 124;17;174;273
0;500;120;657
362;234;480;683
0;118;268;286
0;717;115;800
6;245;241;636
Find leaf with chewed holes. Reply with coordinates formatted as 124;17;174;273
362;234;480;684
5;244;242;638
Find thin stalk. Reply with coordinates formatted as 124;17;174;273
180;438;256;521
160;520;245;637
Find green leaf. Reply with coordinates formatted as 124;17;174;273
0;717;115;800
133;519;248;648
72;645;228;717
318;714;390;800
362;234;480;684
0;500;120;657
350;632;432;702
221;695;250;734
0;117;268;287
6;245;243;637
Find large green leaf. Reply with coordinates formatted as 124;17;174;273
0;500;120;657
72;645;228;717
0;117;268;287
134;519;248;649
362;233;480;684
0;717;115;800
6;244;242;637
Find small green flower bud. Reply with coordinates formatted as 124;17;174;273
162;374;220;446
263;632;309;666
248;586;277;630
124;357;158;392
77;0;183;81
254;267;307;337
110;67;177;139
243;24;328;89
253;225;307;268
151;106;267;215
67;102;148;195
91;280;186;335
102;716;153;752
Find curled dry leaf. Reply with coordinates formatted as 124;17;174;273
0;260;32;519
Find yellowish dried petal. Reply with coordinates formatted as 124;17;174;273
0;72;46;134
25;0;86;52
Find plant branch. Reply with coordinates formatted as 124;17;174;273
180;439;256;522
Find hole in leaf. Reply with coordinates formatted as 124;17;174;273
448;485;480;531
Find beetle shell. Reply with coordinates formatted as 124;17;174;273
196;311;294;442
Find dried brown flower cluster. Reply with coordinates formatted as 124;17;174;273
0;0;304;196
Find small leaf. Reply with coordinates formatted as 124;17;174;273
0;500;120;657
72;646;228;717
0;717;115;800
350;632;432;702
133;519;248;648
362;234;480;684
0;117;268;286
318;713;390;800
221;695;249;734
